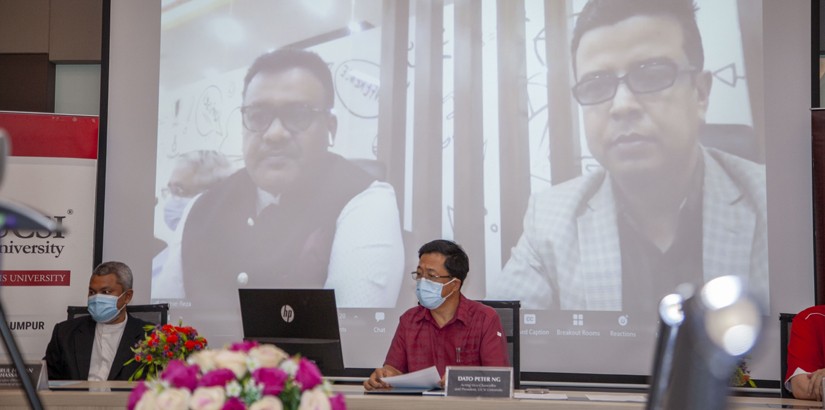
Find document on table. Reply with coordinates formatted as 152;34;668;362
381;365;441;389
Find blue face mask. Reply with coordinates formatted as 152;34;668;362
163;196;191;231
87;293;126;323
416;278;456;310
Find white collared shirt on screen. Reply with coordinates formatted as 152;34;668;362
152;180;404;308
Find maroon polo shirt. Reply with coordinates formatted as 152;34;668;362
384;294;509;376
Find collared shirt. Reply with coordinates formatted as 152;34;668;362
616;159;704;315
88;315;128;381
384;294;509;376
785;305;825;392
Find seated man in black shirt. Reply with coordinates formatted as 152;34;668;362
45;261;150;380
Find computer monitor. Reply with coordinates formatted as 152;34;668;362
238;289;344;374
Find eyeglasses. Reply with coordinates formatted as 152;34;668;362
572;59;697;106
240;103;329;134
410;271;452;281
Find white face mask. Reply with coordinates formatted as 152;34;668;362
163;196;191;231
416;278;456;309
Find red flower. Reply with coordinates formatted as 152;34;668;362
166;351;174;358
167;333;179;344
185;340;196;350
146;355;153;363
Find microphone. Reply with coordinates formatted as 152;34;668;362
659;276;763;410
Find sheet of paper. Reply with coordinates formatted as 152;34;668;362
381;365;441;389
586;394;647;402
514;391;568;400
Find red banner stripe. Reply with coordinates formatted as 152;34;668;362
0;270;71;286
0;112;99;159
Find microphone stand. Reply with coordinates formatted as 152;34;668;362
0;199;60;410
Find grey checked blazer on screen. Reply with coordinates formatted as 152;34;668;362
489;147;768;311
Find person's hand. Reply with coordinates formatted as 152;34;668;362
363;365;402;391
805;369;825;400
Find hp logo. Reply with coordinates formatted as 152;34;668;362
280;305;295;323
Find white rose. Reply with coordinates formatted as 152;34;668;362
134;390;158;410
188;350;219;372
297;388;331;410
155;388;191;410
279;357;298;376
189;386;226;410
249;396;284;410
214;350;249;378
249;345;288;369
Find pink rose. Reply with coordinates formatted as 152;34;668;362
252;367;288;396
295;358;323;391
127;381;149;410
221;397;246;410
161;360;199;391
329;393;347;410
199;368;237;387
229;340;258;352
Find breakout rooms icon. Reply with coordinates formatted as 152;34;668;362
280;305;295;323
572;314;584;326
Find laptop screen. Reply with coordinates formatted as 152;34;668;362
238;289;344;373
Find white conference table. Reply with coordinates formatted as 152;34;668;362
0;382;820;410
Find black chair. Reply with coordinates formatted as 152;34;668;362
479;300;520;389
779;313;796;398
67;303;170;325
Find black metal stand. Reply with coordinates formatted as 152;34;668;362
0;199;60;410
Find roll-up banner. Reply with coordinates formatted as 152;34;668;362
0;111;98;363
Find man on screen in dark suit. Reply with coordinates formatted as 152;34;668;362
157;48;404;310
364;240;508;390
44;261;150;381
489;0;767;313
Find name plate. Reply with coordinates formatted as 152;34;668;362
0;363;46;390
445;366;513;398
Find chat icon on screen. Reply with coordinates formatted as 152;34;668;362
375;312;385;322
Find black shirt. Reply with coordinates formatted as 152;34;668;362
616;163;704;316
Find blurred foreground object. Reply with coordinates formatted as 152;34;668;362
651;276;763;410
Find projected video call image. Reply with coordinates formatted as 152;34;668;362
149;0;767;373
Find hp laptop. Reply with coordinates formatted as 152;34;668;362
238;289;344;374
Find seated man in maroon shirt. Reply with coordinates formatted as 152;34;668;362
363;239;509;390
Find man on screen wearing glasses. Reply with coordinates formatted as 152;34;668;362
490;0;767;312
161;48;404;310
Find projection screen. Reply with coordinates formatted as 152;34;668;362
103;0;814;383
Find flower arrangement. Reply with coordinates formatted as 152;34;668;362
126;322;208;381
127;341;347;410
730;358;757;388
